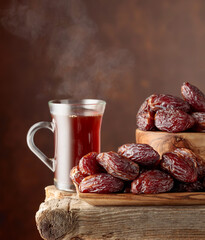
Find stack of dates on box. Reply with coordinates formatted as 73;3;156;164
70;82;205;194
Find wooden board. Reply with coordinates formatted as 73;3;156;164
36;186;205;240
78;191;205;206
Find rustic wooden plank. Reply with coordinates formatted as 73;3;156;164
35;186;205;240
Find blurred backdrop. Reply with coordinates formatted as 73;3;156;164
1;0;205;239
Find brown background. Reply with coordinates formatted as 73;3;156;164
1;0;205;239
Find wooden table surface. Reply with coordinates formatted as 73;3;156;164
35;185;205;240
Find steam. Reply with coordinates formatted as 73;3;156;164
1;0;46;41
1;0;135;98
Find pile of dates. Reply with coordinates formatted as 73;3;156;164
136;82;205;132
70;143;205;194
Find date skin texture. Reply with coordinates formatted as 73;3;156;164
155;109;195;132
181;82;205;112
79;152;103;176
70;165;86;185
174;148;205;179
96;151;140;181
79;173;124;193
136;110;155;131
138;94;190;113
136;93;190;131
136;95;156;131
148;94;190;112
160;152;198;182
118;143;160;167
131;170;174;194
191;112;205;131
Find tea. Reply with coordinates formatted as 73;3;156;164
27;99;106;191
53;113;103;189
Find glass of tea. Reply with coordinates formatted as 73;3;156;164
27;99;106;191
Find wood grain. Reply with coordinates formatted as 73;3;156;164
73;183;205;206
78;191;205;206
136;129;205;159
36;186;205;240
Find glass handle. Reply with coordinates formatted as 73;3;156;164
26;121;55;172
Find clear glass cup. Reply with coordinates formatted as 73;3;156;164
27;99;106;191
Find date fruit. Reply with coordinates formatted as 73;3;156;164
148;94;190;112
173;148;205;179
118;143;160;166
173;148;198;163
79;173;124;193
70;165;86;185
79;152;103;176
96;151;139;181
136;110;155;131
155;109;195;132
181;82;205;112
160;152;198;182
136;95;156;131
137;94;157;113
131;170;174;194
191;112;205;131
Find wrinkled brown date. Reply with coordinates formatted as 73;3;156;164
70;165;86;185
136;110;155;131
79;152;103;176
174;148;205;179
137;94;156;113
160;151;198;182
181;82;205;112
148;94;190;112
131;170;174;194
136;95;156;131
155;109;195;132
96;151;139;181
118;143;160;167
191;112;205;131
79;173;124;193
173;148;197;162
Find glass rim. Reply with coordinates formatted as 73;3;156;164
48;99;106;115
48;99;106;107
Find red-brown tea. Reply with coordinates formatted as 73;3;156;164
53;113;102;189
